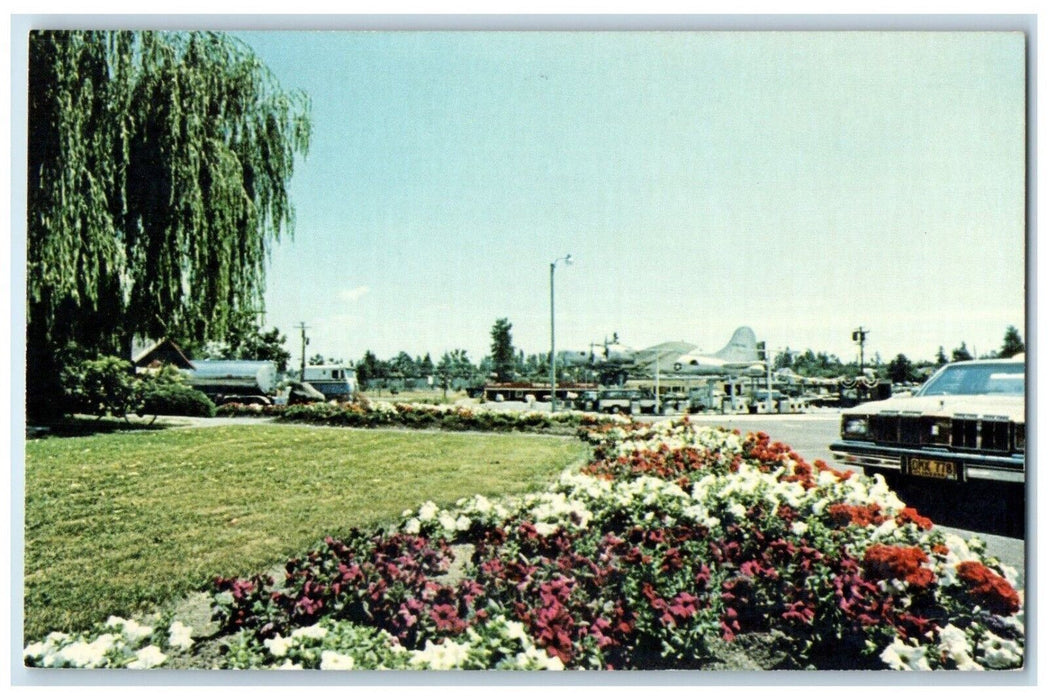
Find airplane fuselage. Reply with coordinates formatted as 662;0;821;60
668;355;765;377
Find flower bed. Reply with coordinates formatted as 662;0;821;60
216;399;629;434
25;418;1024;671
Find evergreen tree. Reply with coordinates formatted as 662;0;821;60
418;353;435;380
435;351;461;397
490;318;516;382
390;352;418;388
357;350;382;389
886;353;915;384
951;342;974;362
1000;326;1025;358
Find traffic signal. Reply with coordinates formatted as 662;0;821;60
756;341;767;361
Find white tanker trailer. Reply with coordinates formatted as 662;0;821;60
184;360;278;406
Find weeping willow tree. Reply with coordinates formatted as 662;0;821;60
27;30;311;418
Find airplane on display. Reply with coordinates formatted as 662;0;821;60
558;326;766;383
654;326;766;378
557;333;644;371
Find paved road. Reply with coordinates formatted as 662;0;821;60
684;410;842;468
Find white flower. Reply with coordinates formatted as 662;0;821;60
998;562;1021;589
127;645;167;669
24;632;71;667
455;515;471;531
438;512;458;532
534;522;557;536
274;659;303;670
290;624;328;640
937;625;982;671
263;634;292;657
811;498;830;516
879;637;931;670
790;521;809;536
23;641;49;659
46;631;70;644
418;501;439;521
727;503;747;520
817;469;842;488
514;645;565;670
106;616;153;643
403;518;421;534
772;481;808;509
502;619;529;643
872;518;898;539
56;634;117;668
167;621;194;651
319;650;356;670
409;639;472;670
977;630;1023;669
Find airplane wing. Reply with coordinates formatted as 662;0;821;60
634;341;697;366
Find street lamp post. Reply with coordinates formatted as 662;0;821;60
550;254;573;412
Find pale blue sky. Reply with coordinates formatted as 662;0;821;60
239;30;1026;365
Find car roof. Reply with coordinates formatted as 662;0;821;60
948;356;1024;366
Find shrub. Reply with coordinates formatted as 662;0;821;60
138;384;216;417
61;355;139;418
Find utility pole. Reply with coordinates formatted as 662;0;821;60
757;341;772;412
852;327;869;374
297;322;310;381
549;254;573;412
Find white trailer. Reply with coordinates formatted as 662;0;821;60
185;360;278;405
301;365;357;401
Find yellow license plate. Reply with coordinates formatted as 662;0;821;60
908;457;958;480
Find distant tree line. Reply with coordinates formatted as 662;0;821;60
774;325;1025;384
352;323;1026;393
352;318;558;395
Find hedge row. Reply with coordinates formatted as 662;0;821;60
215;400;629;434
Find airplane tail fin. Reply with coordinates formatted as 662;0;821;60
712;327;760;363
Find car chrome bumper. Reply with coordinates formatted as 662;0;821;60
829;441;1024;484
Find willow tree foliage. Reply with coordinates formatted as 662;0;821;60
27;30;310;417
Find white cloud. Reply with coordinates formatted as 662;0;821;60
339;286;370;303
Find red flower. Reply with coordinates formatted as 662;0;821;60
956;561;1021;615
781;599;815;625
862;544;935;589
828;503;887;528
666;592;699;623
693;564;711;590
895;507;934;531
430;603;465;633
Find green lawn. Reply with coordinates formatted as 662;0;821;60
23;424;589;640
